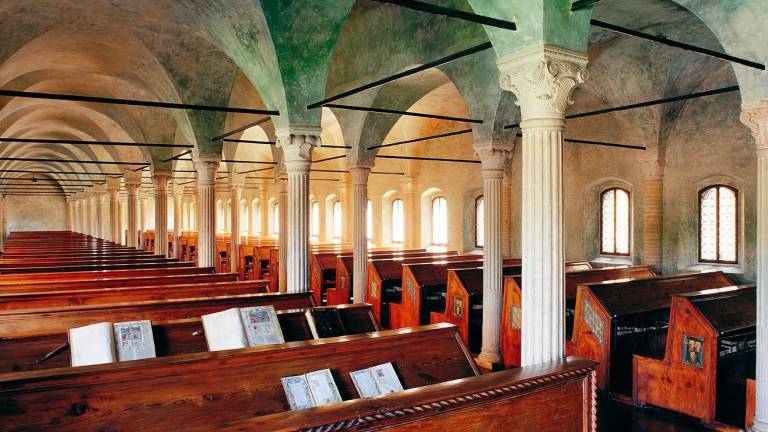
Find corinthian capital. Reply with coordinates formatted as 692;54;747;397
497;44;588;120
740;100;768;150
474;143;513;172
194;155;220;186
277;126;322;163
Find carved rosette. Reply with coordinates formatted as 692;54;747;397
741;101;768;151
277;127;322;166
497;45;588;121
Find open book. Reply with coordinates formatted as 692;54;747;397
305;308;346;339
281;368;343;411
202;305;285;351
69;320;156;367
350;362;404;398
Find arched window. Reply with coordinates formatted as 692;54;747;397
432;197;448;246
367;200;373;241
699;185;738;263
272;202;280;236
190;202;196;230
182;203;188;231
311;201;320;240
391;199;404;244
240;199;248;234
475;196;484;248
216;200;224;233
332;200;342;241
600;188;630;255
252;200;261;236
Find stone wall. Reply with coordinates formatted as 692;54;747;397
4;195;66;236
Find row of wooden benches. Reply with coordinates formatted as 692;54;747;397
0;231;597;431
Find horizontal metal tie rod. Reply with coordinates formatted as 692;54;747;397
0;89;280;115
503;86;740;129
0;169;122;176
308;169;406;175
376;154;480;164
211;116;273;141
367;128;472;150
308;42;492;109
0;182;93;187
0;156;145;165
325;103;482;124
590;20;765;70
370;0;516;30
1;192;69;195
313;155;346;163
514;133;645;150
570;0;600;11
237;166;275;174
0;178;104;184
162;150;192;163
0;137;193;149
223;139;276;145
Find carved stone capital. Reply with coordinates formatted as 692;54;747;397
741;100;768;151
229;183;244;198
277;126;322;163
475;145;513;173
349;162;373;186
194;156;220;186
497;44;588;121
152;170;172;193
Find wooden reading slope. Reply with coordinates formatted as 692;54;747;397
633;285;756;428
569;270;735;397
0;266;216;284
0;271;237;292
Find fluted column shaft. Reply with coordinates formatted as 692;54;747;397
641;159;664;271
0;196;5;251
741;104;768;432
95;193;104;239
153;172;171;256
475;150;510;367
499;45;588;367
84;193;93;237
230;184;244;271
502;177;513;258
173;189;183;258
260;189;268;237
350;164;372;303
402;176;417;248
66;198;74;232
278;178;288;293
125;183;140;248
195;158;219;268
108;188;120;243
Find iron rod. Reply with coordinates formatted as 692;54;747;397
367;128;472;150
370;0;516;30
376;154;479;163
325;103;482;124
0;156;145;165
162;150;192;163
0;137;192;149
211;116;273;141
571;0;601;11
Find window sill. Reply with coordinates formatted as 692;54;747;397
686;263;743;275
592;255;633;266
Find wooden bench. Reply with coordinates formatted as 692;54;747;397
0;280;269;309
0;261;195;275
0;303;377;373
0;324;485;431
0;272;237;292
633;285;755;428
568;270;735;398
0;292;316;338
0;266;216;283
396;258;521;329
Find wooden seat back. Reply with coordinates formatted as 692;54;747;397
0;266;215;283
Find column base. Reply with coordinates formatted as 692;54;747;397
751;418;768;432
475;352;504;372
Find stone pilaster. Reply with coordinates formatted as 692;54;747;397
401;176;418;248
107;178;120;243
278;177;288;293
153;171;171;256
66;197;75;232
277;128;320;293
125;181;141;249
741;102;768;432
641;157;664;271
350;163;373;303
260;189;269;237
195;157;220;268
498;44;588;366
230;183;244;270
84;192;93;237
502;162;513;258
172;185;184;258
475;146;513;368
139;195;149;249
95;192;104;239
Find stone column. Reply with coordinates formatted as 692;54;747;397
0;196;5;251
172;186;183;258
498;45;588;366
107;179;120;243
641;157;664;270
341;175;352;244
83;193;92;237
95;193;104;239
195;156;220;268
230;182;244;270
260;189;269;237
350;163;372;302
741;102;768;432
66;197;74;232
401;176;418;248
278;177;288;293
475;146;512;368
153;171;171;257
502;169;513;258
125;181;141;248
277;129;319;293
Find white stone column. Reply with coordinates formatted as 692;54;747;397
502;169;513;258
341;175;352;244
230;182;244;270
260;188;269;237
172;186;183;258
195;156;219;268
641;157;664;271
741;102;768;432
125;181;141;248
498;44;588;366
84;192;93;237
278;177;288;293
153;171;171;256
0;196;5;251
107;179;120;244
66;197;74;232
401;176;418;249
95;193;104;239
350;163;372;303
277;129;320;293
475;146;512;368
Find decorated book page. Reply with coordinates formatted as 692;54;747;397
239;305;285;347
113;320;156;361
69;322;116;367
202;308;248;351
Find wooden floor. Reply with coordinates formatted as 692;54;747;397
598;397;714;432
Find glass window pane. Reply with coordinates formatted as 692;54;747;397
601;190;615;254
273;203;279;235
718;187;737;262
476;196;484;247
699;188;717;261
311;202;320;239
333;201;342;240
432;197;447;245
392;199;404;243
615;190;630;254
